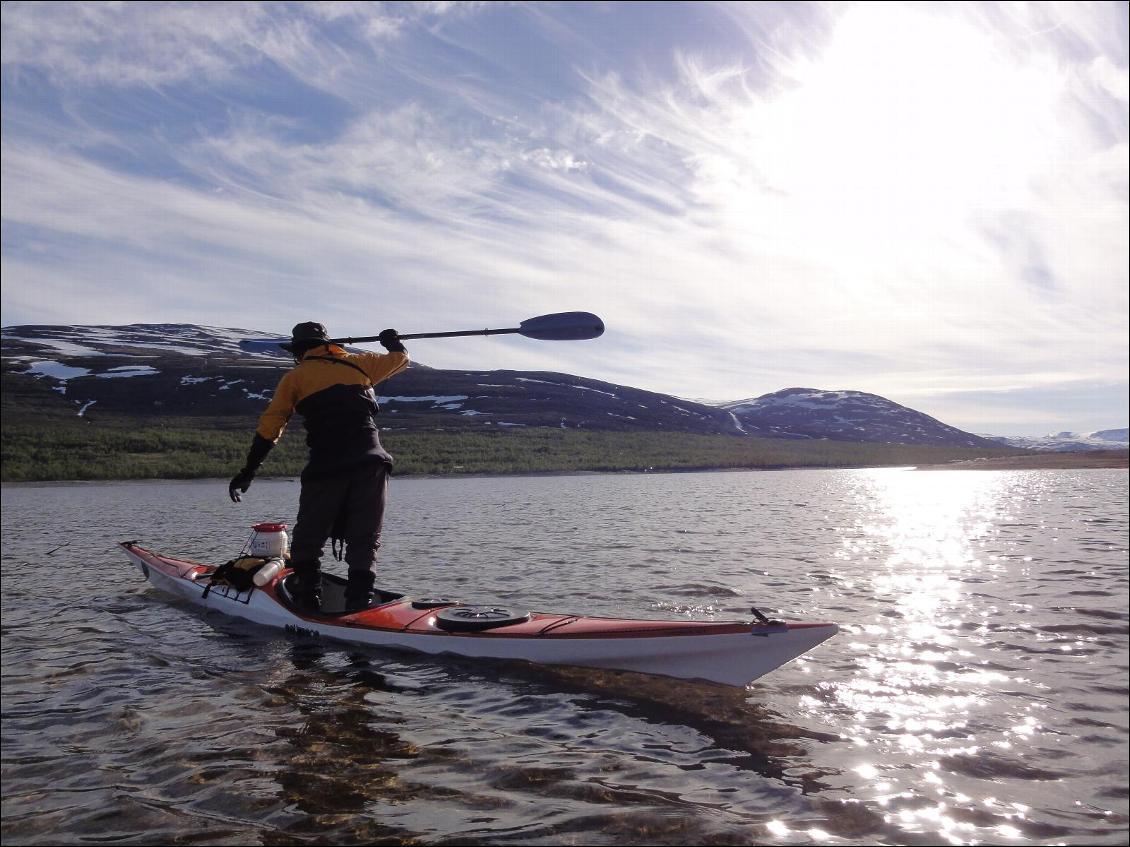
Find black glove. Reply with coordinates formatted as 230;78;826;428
229;467;255;502
378;328;406;353
229;434;274;502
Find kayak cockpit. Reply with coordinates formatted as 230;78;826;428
276;571;405;617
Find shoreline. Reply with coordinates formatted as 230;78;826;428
3;452;1126;486
913;450;1128;471
0;466;899;487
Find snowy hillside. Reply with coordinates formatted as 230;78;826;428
723;388;1002;448
984;429;1129;452
2;324;1034;449
1;323;280;360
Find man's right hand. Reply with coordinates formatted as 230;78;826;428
378;328;406;352
229;468;255;502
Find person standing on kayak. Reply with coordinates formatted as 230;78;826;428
228;321;410;610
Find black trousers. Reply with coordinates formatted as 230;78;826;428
289;462;390;596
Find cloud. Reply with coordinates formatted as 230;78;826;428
1;2;1126;435
2;2;287;86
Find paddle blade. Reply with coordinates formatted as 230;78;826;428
518;311;605;341
239;338;291;355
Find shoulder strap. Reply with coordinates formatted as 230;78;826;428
302;354;372;384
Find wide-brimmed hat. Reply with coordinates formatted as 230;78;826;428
280;321;330;352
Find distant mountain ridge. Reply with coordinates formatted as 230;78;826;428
722;388;1002;448
984;429;1129;453
0;323;1069;450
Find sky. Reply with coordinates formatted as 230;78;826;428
1;1;1127;436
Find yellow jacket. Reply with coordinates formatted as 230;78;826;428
256;344;409;478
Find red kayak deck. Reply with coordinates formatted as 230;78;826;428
127;543;792;639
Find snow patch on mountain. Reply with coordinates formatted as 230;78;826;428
95;366;159;379
27;361;92;381
24;339;107;358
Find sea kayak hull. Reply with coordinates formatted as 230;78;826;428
120;542;837;687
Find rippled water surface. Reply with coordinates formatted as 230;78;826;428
2;469;1127;845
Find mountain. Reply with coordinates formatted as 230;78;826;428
722;388;1002;448
2;324;1006;449
984;429;1130;452
0;323;744;435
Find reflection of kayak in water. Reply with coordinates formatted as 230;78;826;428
120;541;838;687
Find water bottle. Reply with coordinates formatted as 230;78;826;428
253;557;285;587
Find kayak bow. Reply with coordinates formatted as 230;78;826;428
120;542;837;687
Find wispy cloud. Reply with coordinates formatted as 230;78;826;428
1;1;1126;435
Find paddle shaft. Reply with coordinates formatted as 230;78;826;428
332;327;520;344
238;311;603;352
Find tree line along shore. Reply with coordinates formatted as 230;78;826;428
913;451;1128;470
2;413;1123;483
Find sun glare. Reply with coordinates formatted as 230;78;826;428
711;4;1062;259
798;6;1054;211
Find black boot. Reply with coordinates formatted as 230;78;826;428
343;591;375;612
290;564;322;612
344;570;376;612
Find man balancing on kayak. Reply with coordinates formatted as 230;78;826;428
227;321;410;611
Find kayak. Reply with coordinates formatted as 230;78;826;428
120;541;838;687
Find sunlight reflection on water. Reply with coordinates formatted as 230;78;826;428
798;469;1113;843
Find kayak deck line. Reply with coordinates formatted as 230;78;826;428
120;541;838;686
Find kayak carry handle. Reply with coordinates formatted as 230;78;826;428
751;607;784;626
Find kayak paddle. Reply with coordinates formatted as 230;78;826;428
239;311;604;354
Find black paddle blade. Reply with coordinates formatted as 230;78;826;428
518;311;605;341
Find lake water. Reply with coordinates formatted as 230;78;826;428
2;468;1127;845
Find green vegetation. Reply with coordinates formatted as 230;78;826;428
0;412;1027;482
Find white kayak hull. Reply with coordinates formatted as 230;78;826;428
121;542;837;687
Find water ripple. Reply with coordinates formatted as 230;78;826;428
2;468;1127;845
